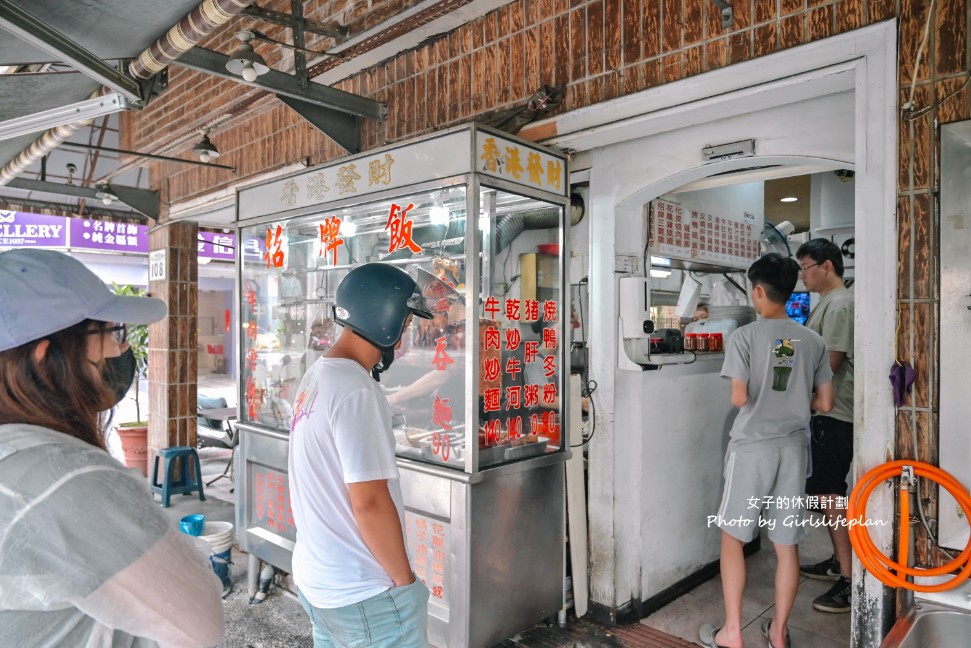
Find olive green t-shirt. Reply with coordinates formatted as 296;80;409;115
806;286;854;423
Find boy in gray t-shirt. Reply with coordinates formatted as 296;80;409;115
699;254;833;648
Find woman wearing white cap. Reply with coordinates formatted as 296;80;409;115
0;249;224;647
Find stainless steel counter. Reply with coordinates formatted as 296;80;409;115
236;422;566;648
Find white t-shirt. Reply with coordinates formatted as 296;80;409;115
288;357;406;609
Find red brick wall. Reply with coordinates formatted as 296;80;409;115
894;0;968;567
130;0;971;566
134;1;910;205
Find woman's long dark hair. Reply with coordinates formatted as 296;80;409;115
0;319;116;449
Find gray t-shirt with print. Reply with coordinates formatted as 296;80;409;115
721;318;833;451
805;286;854;423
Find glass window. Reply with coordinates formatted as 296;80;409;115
239;187;469;470
238;183;565;471
476;187;564;469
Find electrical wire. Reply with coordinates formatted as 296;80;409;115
901;0;936;119
902;73;971;122
569;276;598;447
898;0;968;124
571;379;598;448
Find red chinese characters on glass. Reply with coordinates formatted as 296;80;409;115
484;296;501;319
264;225;284;268
504;356;522;381
318;216;344;266
483;356;501;382
524;299;539;321
542;327;558;350
542;382;558;406
505;327;522;351
543;354;557;377
542;300;558;322
245;375;259;420
483;388;501;412
504;298;521;321
505;385;522;409
432;336;454;371
432;394;453;432
524;340;540;364
523;384;539;408
483;326;500;351
385;202;421;254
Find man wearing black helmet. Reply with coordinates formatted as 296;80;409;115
288;263;433;647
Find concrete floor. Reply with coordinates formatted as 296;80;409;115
640;521;851;647
144;373;851;647
156;446;313;648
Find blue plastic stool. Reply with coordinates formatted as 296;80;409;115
150;446;206;508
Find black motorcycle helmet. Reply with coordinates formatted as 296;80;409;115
333;263;434;379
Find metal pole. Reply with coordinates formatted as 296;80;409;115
59;141;236;171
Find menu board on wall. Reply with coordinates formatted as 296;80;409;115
649;199;759;269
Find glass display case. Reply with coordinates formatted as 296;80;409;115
237;151;566;473
234;124;569;648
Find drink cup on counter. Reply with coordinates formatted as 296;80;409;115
709;333;724;353
684;333;697;352
696;333;710;352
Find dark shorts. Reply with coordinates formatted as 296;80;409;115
805;415;854;496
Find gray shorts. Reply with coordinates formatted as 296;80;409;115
712;444;808;545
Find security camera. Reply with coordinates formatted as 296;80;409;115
834;169;855;182
66;163;77;173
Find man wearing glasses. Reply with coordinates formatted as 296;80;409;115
794;238;855;614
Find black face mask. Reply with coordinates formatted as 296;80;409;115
103;347;137;407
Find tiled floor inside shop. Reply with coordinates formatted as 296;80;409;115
639;521;851;647
142;373;850;647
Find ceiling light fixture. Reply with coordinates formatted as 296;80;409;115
780;196;798;203
226;31;269;82
429;192;450;226
95;183;118;206
192;129;220;163
339;219;357;237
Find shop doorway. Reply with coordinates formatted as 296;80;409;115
542;21;897;648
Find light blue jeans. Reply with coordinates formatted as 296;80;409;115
297;580;430;648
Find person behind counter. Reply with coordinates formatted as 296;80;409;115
694;302;710;322
0;249;225;648
387;299;465;411
699;253;833;648
795;238;856;614
288;262;434;648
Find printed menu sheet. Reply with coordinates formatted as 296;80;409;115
650;199;758;269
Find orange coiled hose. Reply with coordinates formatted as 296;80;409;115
847;460;971;592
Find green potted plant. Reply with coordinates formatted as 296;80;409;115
113;284;151;476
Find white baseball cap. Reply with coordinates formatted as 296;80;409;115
0;249;167;351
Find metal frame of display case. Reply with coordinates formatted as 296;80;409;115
234;124;569;648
